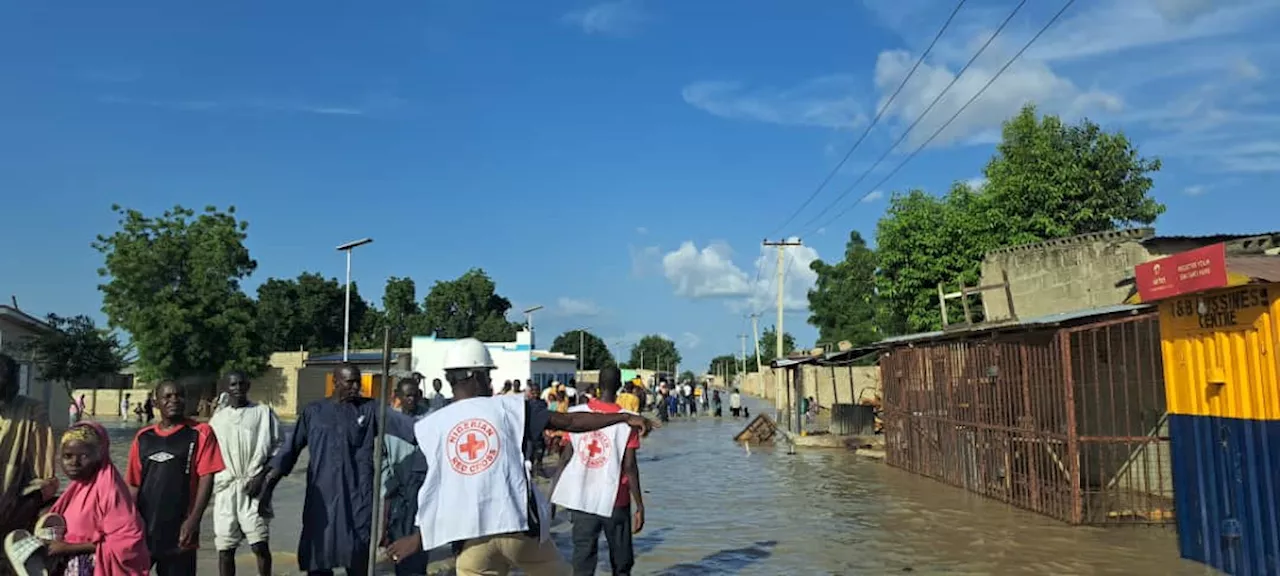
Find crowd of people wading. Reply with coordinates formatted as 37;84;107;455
0;340;667;576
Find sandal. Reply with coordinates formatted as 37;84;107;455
33;514;65;543
4;529;49;576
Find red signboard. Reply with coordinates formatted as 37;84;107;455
1135;243;1230;302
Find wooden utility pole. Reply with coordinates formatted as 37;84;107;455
763;239;802;424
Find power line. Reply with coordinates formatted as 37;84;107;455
810;0;1078;234
768;0;970;238
798;0;1029;235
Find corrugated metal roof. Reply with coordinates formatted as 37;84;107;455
0;305;53;333
1227;256;1280;282
869;303;1154;348
307;351;400;364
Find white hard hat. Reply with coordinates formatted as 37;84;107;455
442;338;496;371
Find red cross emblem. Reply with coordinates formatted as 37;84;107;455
579;431;611;470
447;418;500;475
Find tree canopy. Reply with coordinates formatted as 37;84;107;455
422;269;522;342
550;329;615;370
625;335;681;371
872;104;1163;333
256;273;367;353
758;325;797;361
23;314;129;395
94;205;263;381
807;231;881;347
707;354;744;377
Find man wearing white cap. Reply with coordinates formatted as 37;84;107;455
385;338;657;575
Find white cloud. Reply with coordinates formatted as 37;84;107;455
635;226;648;235
661;239;820;313
1183;185;1207;195
872;46;1123;148
681;76;866;130
681;332;702;350
661;242;751;298
97;94;398;117
861;190;885;203
554;297;602;317
562;1;646;37
964;177;987;189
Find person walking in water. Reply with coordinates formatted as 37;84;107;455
553;366;644;576
257;363;414;576
729;388;743;418
384;338;657;576
209;371;282;576
127;381;225;576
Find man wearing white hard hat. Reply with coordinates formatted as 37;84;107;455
385;338;658;575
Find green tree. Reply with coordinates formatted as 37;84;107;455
23;314;129;397
625;335;681;371
679;370;696;383
256;273;367;353
807;231;882;347
707;354;744;377
983;104;1164;245
550;329;615;370
379;276;432;347
875;185;993;332
422;269;521;341
94;205;263;381
874;104;1163;333
758;325;797;361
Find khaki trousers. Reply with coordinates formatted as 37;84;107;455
455;533;569;576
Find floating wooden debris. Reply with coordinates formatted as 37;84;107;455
734;414;778;444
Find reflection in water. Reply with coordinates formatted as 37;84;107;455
627;399;1213;576
94;402;1216;575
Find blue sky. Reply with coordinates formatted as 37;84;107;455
3;0;1278;373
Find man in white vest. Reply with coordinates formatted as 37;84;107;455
552;366;644;576
384;338;657;575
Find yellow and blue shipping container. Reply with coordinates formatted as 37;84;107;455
1158;282;1280;574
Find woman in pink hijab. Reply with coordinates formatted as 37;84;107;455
45;422;150;576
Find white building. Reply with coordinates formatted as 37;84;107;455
0;305;70;429
410;329;578;397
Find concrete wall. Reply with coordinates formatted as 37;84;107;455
725;365;881;410
980;229;1159;321
978;229;1235;321
0;315;70;429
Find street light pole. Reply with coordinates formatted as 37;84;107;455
336;237;374;362
522;305;544;347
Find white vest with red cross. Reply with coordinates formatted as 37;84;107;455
413;395;549;551
550;404;633;518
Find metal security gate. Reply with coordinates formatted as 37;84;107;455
882;311;1173;525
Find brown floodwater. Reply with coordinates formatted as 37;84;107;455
92;398;1219;575
597;398;1218;576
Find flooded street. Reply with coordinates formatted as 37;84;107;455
89;397;1215;575
624;397;1212;576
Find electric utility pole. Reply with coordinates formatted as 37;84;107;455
748;312;763;373
737;334;748;377
763;238;803;428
